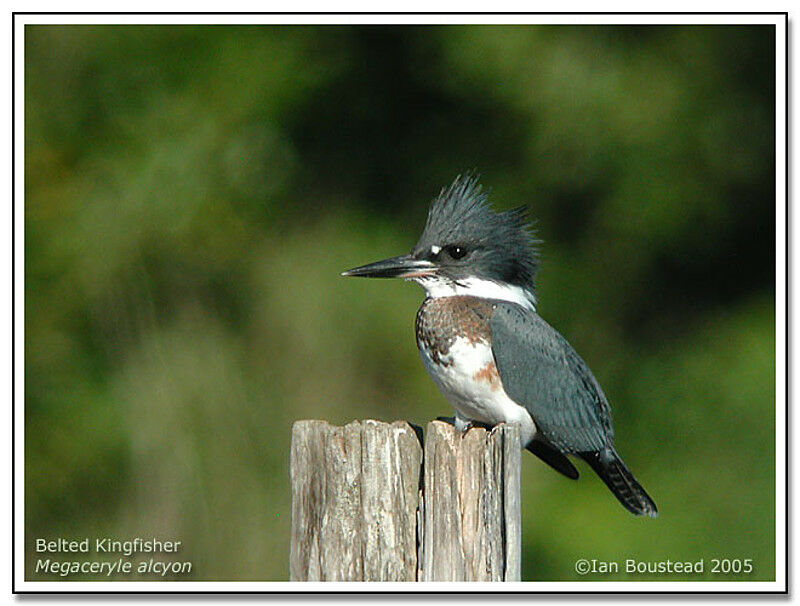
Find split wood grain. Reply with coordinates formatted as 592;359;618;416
290;419;521;582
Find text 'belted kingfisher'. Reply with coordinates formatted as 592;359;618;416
342;175;657;517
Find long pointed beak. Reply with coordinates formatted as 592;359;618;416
341;254;436;279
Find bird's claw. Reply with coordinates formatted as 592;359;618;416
454;416;474;435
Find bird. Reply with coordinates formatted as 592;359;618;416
341;174;657;517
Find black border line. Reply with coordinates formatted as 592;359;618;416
11;7;15;598
7;11;792;13
11;11;790;595
784;8;790;594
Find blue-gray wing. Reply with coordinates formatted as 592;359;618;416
490;302;614;454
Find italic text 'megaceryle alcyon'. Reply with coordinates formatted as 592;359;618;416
342;175;657;517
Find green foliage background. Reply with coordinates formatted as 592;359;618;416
25;24;776;581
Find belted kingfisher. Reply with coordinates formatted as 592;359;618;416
342;175;657;517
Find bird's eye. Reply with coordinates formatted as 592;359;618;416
445;245;467;260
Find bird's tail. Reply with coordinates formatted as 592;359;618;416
580;448;658;518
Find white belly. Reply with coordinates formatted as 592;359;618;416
419;337;537;445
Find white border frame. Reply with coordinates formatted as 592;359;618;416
12;12;787;593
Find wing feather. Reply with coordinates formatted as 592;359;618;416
489;302;614;454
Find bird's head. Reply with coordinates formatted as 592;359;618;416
342;175;540;309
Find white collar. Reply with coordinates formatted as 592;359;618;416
408;275;536;311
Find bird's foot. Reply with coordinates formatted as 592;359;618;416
454;415;474;435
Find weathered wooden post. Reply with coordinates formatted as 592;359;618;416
290;419;521;582
289;419;422;581
419;421;521;581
